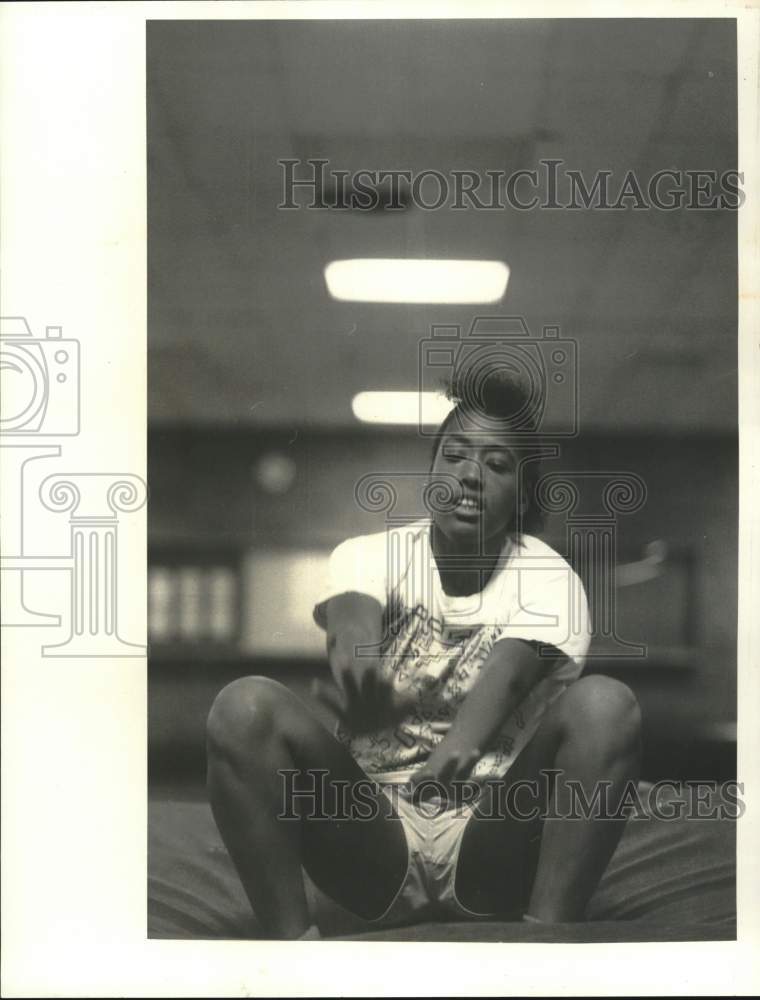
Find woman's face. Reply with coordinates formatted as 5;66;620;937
429;409;521;550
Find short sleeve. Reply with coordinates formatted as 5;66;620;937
500;560;591;670
312;533;388;631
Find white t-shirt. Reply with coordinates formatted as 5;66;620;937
313;519;591;784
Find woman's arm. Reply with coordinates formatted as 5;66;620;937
315;592;414;732
412;638;564;789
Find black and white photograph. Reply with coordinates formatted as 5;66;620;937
2;3;759;997
148;16;740;945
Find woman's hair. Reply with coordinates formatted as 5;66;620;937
428;366;545;538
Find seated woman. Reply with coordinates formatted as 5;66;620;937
205;370;642;939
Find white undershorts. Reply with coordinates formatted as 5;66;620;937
360;784;497;929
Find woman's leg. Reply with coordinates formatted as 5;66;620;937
454;674;642;921
206;675;408;939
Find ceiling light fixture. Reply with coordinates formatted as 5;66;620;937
325;259;509;304
351;391;455;425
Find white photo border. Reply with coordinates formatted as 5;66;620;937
1;1;758;996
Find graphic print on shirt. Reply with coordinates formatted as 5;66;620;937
317;521;591;782
336;600;505;775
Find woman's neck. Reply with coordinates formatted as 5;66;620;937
430;522;512;597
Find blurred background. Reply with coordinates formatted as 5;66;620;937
147;19;737;789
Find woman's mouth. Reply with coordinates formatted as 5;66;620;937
454;496;482;519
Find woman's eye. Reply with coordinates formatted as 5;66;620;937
487;461;509;473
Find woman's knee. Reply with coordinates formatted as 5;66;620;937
206;675;290;759
559;675;641;754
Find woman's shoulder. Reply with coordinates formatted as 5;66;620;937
505;533;583;585
510;533;587;594
515;532;568;563
331;518;430;558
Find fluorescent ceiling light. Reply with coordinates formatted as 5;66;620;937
325;259;509;304
352;391;455;425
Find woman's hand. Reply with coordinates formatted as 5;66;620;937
312;661;417;734
409;745;481;801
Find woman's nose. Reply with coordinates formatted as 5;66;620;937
459;461;481;487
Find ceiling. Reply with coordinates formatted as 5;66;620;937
147;18;737;432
